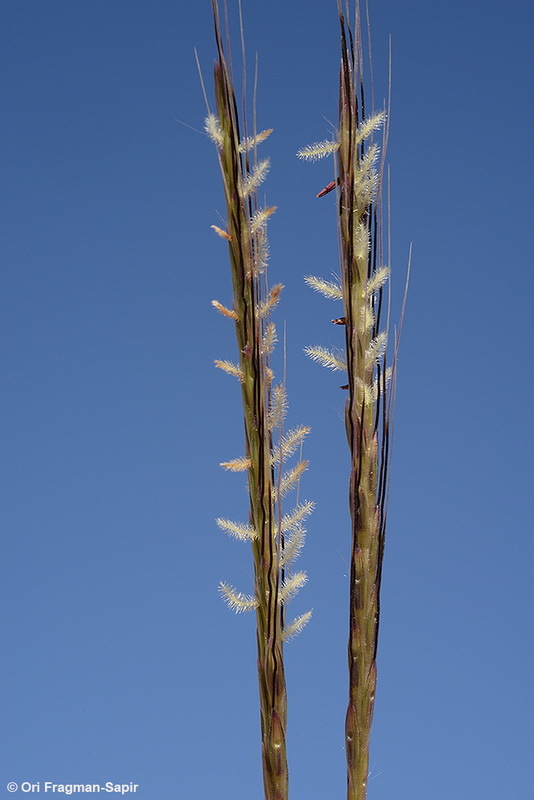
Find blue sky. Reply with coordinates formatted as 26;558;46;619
1;1;533;798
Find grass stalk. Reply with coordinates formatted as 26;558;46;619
337;7;391;799
337;9;389;800
299;2;393;797
206;3;311;799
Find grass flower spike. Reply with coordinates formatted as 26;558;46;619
300;3;394;798
207;4;312;799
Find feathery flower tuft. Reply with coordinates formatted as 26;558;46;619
268;383;288;431
239;128;274;152
366;266;390;295
279;526;306;567
211;224;232;241
214;359;244;381
282;610;313;641
251;206;277;233
353;221;370;261
219;582;258;613
262;321;277;356
355;367;393;403
358;142;380;172
355;111;386;144
219;456;252;472
279;571;308;603
216;517;257;541
205;113;223;145
279;460;309;497
211;299;238;319
365;331;388;368
271;426;311;465
254;228;270;274
258;283;284;317
281;501;315;533
297;140;340;161
240;158;270;197
304;274;343;300
304;345;347;372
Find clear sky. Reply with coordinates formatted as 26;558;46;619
1;1;533;799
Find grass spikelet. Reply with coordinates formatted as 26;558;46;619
211;224;232;241
212;299;238;319
219;456;251;472
304;274;343;300
297;140;340;161
219;582;258;613
282;610;313;641
214;359;244;381
216;517;258;541
304;345;347;372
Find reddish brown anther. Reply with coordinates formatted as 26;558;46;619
316;177;340;198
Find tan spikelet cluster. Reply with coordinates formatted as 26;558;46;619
211;224;232;241
211;299;238;320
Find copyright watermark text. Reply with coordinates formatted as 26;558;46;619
6;783;139;795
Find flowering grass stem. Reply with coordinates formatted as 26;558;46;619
206;4;311;799
299;2;394;796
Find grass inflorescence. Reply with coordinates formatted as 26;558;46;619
204;1;402;798
298;2;395;798
206;3;312;799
